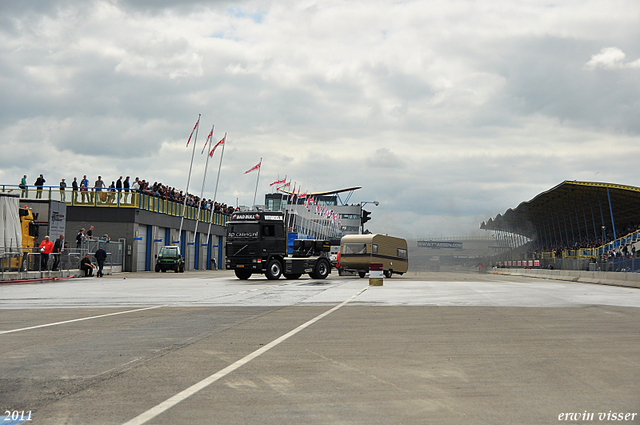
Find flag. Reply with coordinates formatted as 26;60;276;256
270;178;286;186
186;119;199;147
209;136;225;157
244;161;261;174
276;181;290;191
201;127;214;154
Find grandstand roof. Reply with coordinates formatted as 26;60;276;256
480;181;640;242
278;186;362;196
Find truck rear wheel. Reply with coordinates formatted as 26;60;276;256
235;269;252;280
309;259;330;280
265;259;282;280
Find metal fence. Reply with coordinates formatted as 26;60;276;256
537;256;640;272
490;228;640;273
0;238;125;279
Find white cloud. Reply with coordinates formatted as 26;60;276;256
585;47;640;70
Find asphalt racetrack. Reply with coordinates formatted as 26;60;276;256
1;270;639;425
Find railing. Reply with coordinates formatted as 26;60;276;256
0;238;125;279
0;184;230;226
493;229;640;272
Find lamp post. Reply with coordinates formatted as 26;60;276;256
360;201;379;234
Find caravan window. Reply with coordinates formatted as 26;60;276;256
397;248;407;258
372;244;378;254
343;243;367;254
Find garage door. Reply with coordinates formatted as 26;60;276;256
136;225;147;272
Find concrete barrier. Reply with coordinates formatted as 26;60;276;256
492;268;640;289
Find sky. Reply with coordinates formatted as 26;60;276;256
1;0;639;240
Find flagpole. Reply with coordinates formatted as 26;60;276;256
288;182;296;231
207;132;227;244
179;114;200;245
193;125;214;244
252;157;262;208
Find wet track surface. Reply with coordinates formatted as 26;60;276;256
1;271;639;424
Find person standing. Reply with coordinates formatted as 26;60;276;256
76;228;85;249
35;174;45;199
131;177;140;204
86;225;94;240
107;181;116;203
95;245;107;277
59;178;67;202
94;176;105;203
52;235;64;271
81;175;89;203
123;176;130;203
19;174;28;198
72;177;79;203
116;176;123;203
39;235;54;271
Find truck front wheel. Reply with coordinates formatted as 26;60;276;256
265;259;283;280
235;269;252;280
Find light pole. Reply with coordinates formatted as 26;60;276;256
360;201;379;234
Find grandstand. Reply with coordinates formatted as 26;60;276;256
481;181;640;272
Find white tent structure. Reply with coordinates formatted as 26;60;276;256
0;193;22;252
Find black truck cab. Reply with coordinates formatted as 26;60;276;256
225;211;331;280
225;211;287;279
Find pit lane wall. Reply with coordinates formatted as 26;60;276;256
492;268;640;289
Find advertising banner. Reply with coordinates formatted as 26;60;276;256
418;241;463;249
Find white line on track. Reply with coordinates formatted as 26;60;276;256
0;305;167;335
122;286;370;425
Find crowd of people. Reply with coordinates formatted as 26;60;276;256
526;222;640;259
18;173;237;215
31;226;111;276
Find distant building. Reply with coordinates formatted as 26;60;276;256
265;186;365;238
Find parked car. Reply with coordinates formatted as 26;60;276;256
155;246;185;273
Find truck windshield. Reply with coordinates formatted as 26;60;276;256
227;224;260;240
159;247;180;258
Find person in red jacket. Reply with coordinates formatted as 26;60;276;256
39;236;54;271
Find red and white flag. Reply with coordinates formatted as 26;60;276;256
201;127;214;154
244;161;261;174
186;118;199;147
270;178;286;186
209;136;225;157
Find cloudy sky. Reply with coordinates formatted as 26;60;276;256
1;0;639;239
